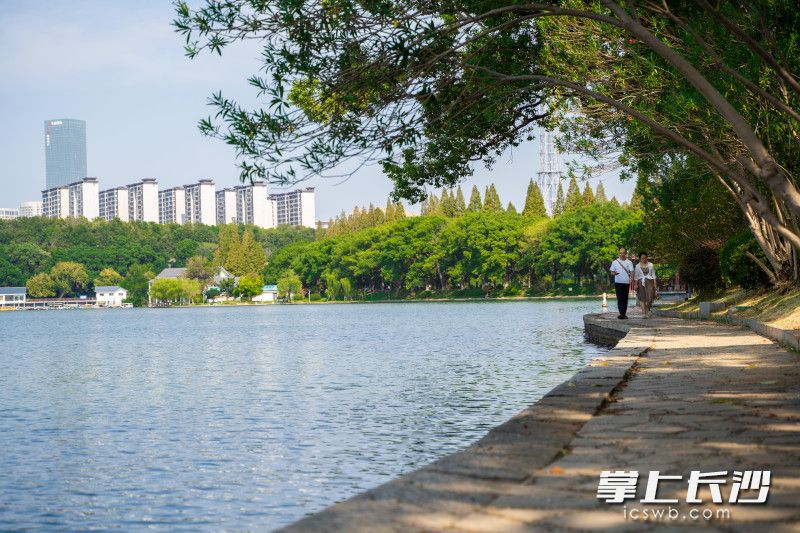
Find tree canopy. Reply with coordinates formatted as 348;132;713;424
265;202;640;296
0;217;313;304
175;0;800;283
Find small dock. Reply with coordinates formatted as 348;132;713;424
15;298;98;310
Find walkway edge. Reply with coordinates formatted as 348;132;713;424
276;315;654;532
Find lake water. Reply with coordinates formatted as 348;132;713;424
0;300;606;531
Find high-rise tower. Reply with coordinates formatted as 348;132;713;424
44;119;87;189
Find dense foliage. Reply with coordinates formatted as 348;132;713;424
265;201;638;297
0;217;315;304
720;232;772;289
175;0;800;284
679;247;723;294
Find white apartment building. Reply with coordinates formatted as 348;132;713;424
269;187;315;228
216;188;237;225
19;201;43;217
67;177;99;219
42;186;70;218
0;208;19;220
184;179;216;225
159;186;186;224
42;177;98;219
217;182;275;228
98;187;130;222
240;181;274;228
127;178;158;222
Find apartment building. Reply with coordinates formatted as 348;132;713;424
126;178;158;222
269;187;315;228
98;187;130;222
159;186;187;224
42;177;98;219
184;179;215;225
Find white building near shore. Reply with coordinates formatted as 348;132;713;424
0;287;26;307
95;286;128;307
252;284;279;302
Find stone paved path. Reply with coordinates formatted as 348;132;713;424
280;314;800;532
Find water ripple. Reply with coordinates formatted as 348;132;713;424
0;300;606;531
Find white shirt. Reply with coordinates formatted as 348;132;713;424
634;263;657;287
610;258;634;284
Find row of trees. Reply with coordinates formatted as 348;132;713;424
149;277;203;305
265;202;639;298
0;218;314;286
213;225;268;276
319;200;406;238
318;178;615;244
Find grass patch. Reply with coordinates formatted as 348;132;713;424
660;286;800;331
659;287;751;312
733;288;800;330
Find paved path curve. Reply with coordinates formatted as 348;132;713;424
280;314;800;532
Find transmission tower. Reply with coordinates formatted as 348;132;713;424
536;130;563;215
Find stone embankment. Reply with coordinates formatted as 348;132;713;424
279;313;800;532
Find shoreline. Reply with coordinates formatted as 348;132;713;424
275;312;800;531
276;313;648;532
156;294;609;310
4;294;609;311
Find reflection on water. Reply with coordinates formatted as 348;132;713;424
0;300;605;531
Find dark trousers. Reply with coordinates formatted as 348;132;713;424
615;282;629;317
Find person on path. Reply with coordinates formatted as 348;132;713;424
609;247;634;319
634;252;658;318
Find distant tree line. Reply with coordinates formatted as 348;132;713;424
266;186;638;298
0;217;314;305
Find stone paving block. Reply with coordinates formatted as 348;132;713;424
428;447;551;482
491;413;584;437
538;508;646;531
488;483;601;511
451;511;540;532
473;431;569;460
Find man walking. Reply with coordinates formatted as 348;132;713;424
609;247;634;319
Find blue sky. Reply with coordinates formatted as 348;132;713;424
0;1;634;219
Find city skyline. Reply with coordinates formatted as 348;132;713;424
0;1;634;219
34;174;316;230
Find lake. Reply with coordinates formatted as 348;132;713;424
0;300;606;531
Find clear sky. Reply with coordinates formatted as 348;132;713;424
0;1;634;219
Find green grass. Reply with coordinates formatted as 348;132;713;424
661;286;800;331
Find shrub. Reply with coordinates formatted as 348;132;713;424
720;232;771;289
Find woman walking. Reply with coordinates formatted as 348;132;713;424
634;252;658;318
